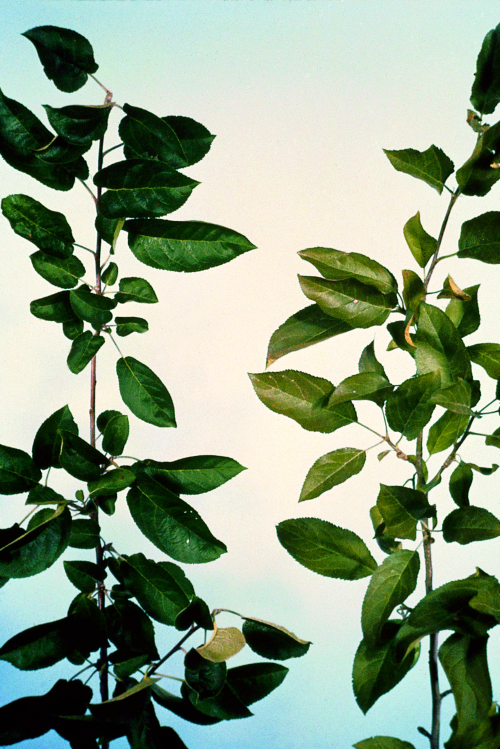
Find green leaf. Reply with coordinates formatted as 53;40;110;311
298;248;397;294
105;600;159;660
486;427;500;448
97;410;130;455
298;276;396;328
226;663;288;706
471;23;500;114
376;485;434;541
456;120;500;197
125;218;256;273
276;517;377;580
0;617;72;670
67;332;105;374
0;443;42;494
26;484;66;506
185;648;226;700
120;103;186;167
249;370;356;433
59;430;108;481
115;316;149;337
162;115;215;166
266;304;353;366
1;194;74;258
197;626;246;663
242;619;310;660
386;320;417;355
32;404;78;470
94;160;199;219
328;373;393;408
126;475;227;563
402;270;425;312
184;681;251;721
383;145;454;194
136;454;246;495
430;380;473;415
62;318;84;340
64;560;105;593
88;468;136;498
0;506;71;578
114;277;158;305
176;596;214;631
121;552;191;625
467;342;500;378
427;410;469;455
458;212;500;263
403;212;437;267
299;447;366;501
353;736;416;749
22;26;98;93
69;518;100;549
151;683;221;725
30;290;79;323
443;507;500;544
361;551;420;645
102;261;118;287
69;285;116;327
116;356;176;428
385;372;440;440
96;214;123;246
414;302;471;387
449;462;473;507
44;104;111;146
359;341;387;378
353;621;420;714
445;285;480;338
30;251;85;289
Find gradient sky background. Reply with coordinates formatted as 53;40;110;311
2;2;500;748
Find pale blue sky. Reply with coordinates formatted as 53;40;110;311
2;2;500;748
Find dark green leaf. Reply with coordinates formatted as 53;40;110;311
62;317;84;340
402;269;425;311
102;261;118;286
32;404;78;470
69;518;100;549
446;285;480;338
175;596;214;631
64;560;105;593
105;599;159;660
227;663;288;706
414;302;471;387
458;212;500;263
121;552;191;625
125;218;256;272
94;160;199;219
359;341;387;378
430;380;474;415
114;276;158;304
468;342;500;378
383;145;454;194
184;681;251;721
0;617;72;670
449;462;473;507
117;356;176;428
127;475;227;563
96;214;123;246
1;194;74;258
403;212;437;267
30;290;79;323
30;251;85;289
427;410;469;455
0;443;42;494
249;370;356;433
353;621;420;714
377;485;434;541
299;276;396;328
385;372;440;440
162;115;215;166
456;120;500;196
88;467;135;497
298;247;397;294
151;683;221;725
23;26;98;93
120;103;187;168
26;484;66;505
471;23;500;114
67;332;105;374
443;506;500;544
266;304;353;366
328;372;393;408
276;517;377;580
361;551;420;645
136;454;246;494
0;506;71;578
185;648;226;700
486;427;500;448
59;430;108;481
44;104;111;146
97;410;130;455
386;320;417;355
242;619;310;660
353;736;416;749
69;285;116;327
299;447;366;501
115;316;149;337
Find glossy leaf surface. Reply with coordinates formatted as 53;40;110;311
117;356;176;428
69;285;116;327
0;443;41;494
385;372;439;439
67;332;105;374
458;212;500;263
23;25;98;92
115;316;149;337
376;485;434;541
1;194;74;258
136;454;246;495
114;277;158;305
414;302;471;387
30;251;85;289
0;506;71;578
97;410;129;455
32;405;78;470
242;619;310;660
121;552;191;625
44;104;111;145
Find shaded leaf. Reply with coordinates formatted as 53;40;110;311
185;648;226;700
151;684;221;725
471;23;500;114
403;212;437;267
328;372;393;408
97;410;129;455
59;430;108;481
359;341;387;378
383;145;454;194
26;484;66;506
402;270;425;311
242;618;310;661
69;518;100;549
1;194;74;258
88;468;135;497
298;247;397;294
377;485;434;541
0;617;72;670
445;285;480;338
105;600;159;660
30;290;79;323
299;275;396;328
102;261;118;287
162;115;215;166
32;404;78;470
456;119;500;197
468;342;500;378
23;26;98;92
414;302;471;387
29;251;84;289
184;681;251;721
430;380;473;415
120;103;187;168
44;104;111;146
353;737;416;749
443;506;500;544
176;596;214;632
136;454;246;495
70;285;116;327
449;462;473;507
276;517;377;580
67;332;105;374
249;370;356;433
385;372;440;440
0;443;41;494
117;356;176;428
299;447;366;501
64;560;105;593
227;662;288;706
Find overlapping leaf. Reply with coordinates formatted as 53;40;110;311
1;194;74;258
299;276;396;328
135;455;246;495
385;372;440;439
23;26;98;92
298;248;397;294
376;485;434;541
0;443;41;494
414;302;471;387
0;506;71;578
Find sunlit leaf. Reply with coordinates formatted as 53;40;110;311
299;275;396;328
136;454;246;495
414;302;471;387
298;247;397;294
114;277;158;305
403;212;437;267
383;145;454;194
197;625;246;663
300;447;366;501
385;372;440;440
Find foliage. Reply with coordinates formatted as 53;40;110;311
0;26;309;748
252;21;500;749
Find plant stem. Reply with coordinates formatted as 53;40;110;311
422;519;441;749
423;190;460;294
148;625;201;677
